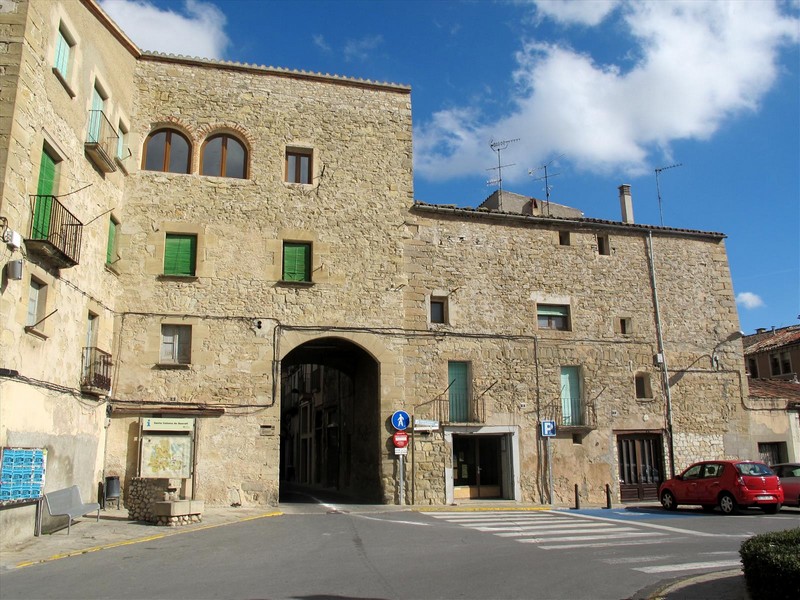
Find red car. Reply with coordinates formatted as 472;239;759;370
659;460;783;514
771;463;800;507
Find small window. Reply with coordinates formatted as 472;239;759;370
747;358;758;378
558;231;570;246
106;217;119;265
770;351;792;376
160;324;192;364
54;25;73;79
282;242;312;282
116;121;129;161
430;296;448;324
285;148;312;184
26;278;47;327
537;304;570;331
201;134;247;178
143;128;191;174
597;234;611;255
635;373;652;399
87;83;107;144
164;233;197;276
618;317;632;335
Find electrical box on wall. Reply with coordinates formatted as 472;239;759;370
653;353;664;366
260;425;274;436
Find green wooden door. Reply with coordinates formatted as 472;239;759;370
32;150;57;239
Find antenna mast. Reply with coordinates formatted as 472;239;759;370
654;163;682;226
529;154;564;216
487;138;519;210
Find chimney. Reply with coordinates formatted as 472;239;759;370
619;184;634;224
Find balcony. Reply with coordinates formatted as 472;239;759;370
85;110;119;173
543;397;597;432
416;395;486;425
26;195;82;268
81;347;112;395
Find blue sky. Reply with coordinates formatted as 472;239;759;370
99;0;800;334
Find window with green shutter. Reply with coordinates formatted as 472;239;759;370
448;361;470;423
282;242;311;282
106;218;118;264
54;27;71;77
537;304;571;331
32;148;58;240
164;234;197;276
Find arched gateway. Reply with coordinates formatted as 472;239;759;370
279;337;383;502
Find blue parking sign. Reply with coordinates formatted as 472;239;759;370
541;420;557;437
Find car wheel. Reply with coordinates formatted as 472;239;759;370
660;490;677;511
718;492;739;515
701;504;715;513
761;503;781;515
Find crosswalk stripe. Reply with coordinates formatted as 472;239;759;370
539;538;670;550
634;560;741;574
602;555;674;564
519;531;664;543
474;522;607;531
484;525;638;536
492;523;615;535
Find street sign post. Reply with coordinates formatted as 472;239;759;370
540;420;556;507
390;410;411;506
393;431;409;448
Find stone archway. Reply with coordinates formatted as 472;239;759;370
279;337;382;502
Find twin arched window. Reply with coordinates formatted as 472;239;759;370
143;128;248;179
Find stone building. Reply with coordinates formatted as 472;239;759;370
1;0;783;545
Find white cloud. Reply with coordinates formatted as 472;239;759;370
343;35;384;62
99;0;229;59
415;1;799;182
736;292;765;310
533;0;620;26
313;34;331;53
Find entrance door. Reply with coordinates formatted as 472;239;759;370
453;435;502;499
617;434;663;502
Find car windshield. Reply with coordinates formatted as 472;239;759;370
735;463;773;476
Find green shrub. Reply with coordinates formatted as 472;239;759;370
739;528;800;600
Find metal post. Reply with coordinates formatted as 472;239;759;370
547;437;553;507
398;454;405;506
574;483;580;510
605;483;612;509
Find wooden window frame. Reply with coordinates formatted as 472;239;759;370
160;324;192;365
142;128;192;174
430;296;448;324
537;304;571;331
285;148;313;184
201;133;248;179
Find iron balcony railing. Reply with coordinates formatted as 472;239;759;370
85;110;118;173
546;397;597;430
80;347;112;394
416;395;486;425
27;195;83;267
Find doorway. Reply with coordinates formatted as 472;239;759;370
453;435;502;499
617;433;664;502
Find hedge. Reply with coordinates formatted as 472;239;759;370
739;528;800;600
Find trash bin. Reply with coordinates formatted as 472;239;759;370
104;476;120;509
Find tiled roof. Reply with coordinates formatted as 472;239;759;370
411;201;726;239
743;325;800;354
748;378;800;400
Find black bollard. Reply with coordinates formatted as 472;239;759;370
605;483;612;509
574;483;580;509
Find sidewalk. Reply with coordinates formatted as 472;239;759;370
0;503;750;600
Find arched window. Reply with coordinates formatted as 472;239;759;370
201;134;247;178
142;128;191;173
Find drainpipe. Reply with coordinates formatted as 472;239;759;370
647;231;675;478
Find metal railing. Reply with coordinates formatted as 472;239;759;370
85;110;119;172
27;195;83;266
80;347;112;393
415;395;486;424
544;397;597;429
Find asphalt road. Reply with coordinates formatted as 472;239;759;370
1;501;797;600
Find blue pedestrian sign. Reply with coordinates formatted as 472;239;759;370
541;420;557;437
391;410;410;431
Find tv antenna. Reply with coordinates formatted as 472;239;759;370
655;163;682;226
529;154;564;216
486;138;520;197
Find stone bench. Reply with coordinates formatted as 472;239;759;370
152;499;204;526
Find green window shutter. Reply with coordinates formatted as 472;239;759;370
164;234;197;276
88;86;103;143
106;219;117;264
448;361;469;422
538;305;569;317
54;30;70;76
283;243;310;281
32;150;57;239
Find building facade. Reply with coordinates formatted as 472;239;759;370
1;0;778;545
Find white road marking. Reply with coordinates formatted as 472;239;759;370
634;559;741;573
550;510;746;538
518;531;664;543
352;514;431;526
602;555;675;564
492;523;616;535
541;539;672;550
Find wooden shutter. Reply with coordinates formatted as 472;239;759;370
448;361;470;422
283;243;310;281
164;234;197;276
54;29;70;76
88;86;103;143
106;219;117;264
32;150;57;239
